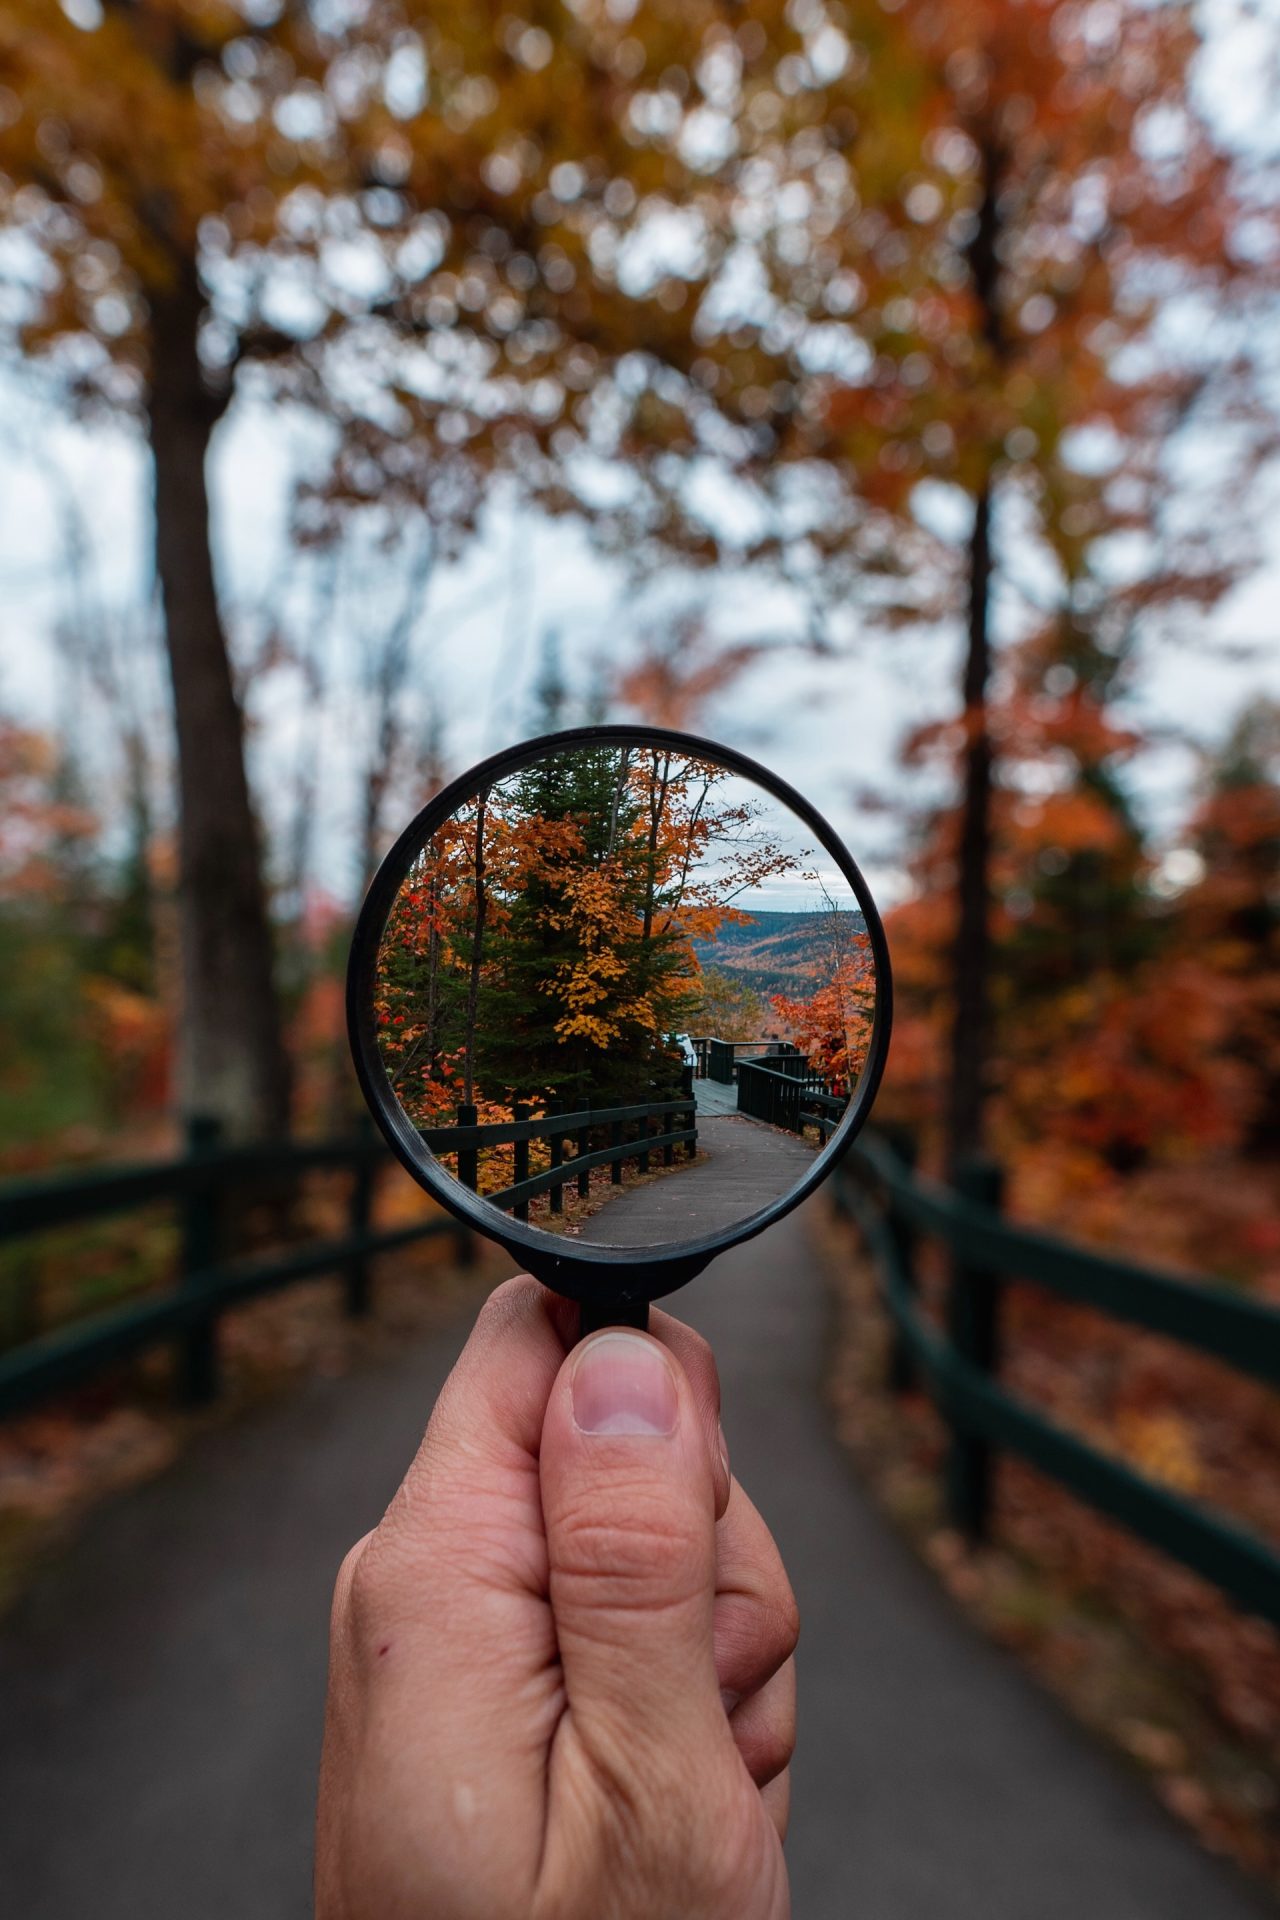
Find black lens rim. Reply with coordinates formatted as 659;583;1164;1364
347;723;892;1305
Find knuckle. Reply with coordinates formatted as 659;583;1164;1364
737;1713;795;1788
477;1272;544;1332
716;1587;800;1695
330;1533;371;1629
729;1660;798;1791
552;1491;703;1611
682;1325;719;1401
342;1528;396;1650
773;1583;801;1664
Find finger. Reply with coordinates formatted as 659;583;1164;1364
323;1277;574;1906
714;1480;800;1704
370;1274;567;1589
760;1767;792;1844
728;1657;796;1788
340;1278;568;1776
649;1306;731;1518
538;1326;730;1770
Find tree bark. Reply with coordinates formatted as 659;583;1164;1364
641;752;672;945
944;482;994;1175
148;258;291;1141
944;138;1005;1178
462;792;489;1105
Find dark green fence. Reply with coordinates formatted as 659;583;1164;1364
841;1131;1280;1629
0;1119;473;1420
735;1058;846;1142
423;1091;698;1222
700;1037;790;1085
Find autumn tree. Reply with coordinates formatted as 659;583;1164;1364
769;909;875;1094
1177;699;1280;1152
568;0;1276;1172
830;0;1273;1171
690;966;766;1040
0;713;169;1156
0;0;800;1137
877;625;1280;1247
376;746;803;1119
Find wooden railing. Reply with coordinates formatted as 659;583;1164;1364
735;1058;846;1142
422;1089;698;1221
697;1037;799;1085
840;1131;1280;1628
0;1119;472;1419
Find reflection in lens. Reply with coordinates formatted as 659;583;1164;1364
374;744;874;1248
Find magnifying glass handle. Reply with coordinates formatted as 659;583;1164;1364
578;1297;650;1339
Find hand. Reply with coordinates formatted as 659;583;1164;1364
316;1277;798;1920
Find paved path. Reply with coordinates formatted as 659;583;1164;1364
695;1075;741;1116
0;1209;1271;1919
577;1113;817;1245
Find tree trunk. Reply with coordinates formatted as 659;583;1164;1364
944;482;994;1176
425;871;441;1082
641;752;671;945
148;259;291;1142
944;138;1005;1178
462;792;489;1105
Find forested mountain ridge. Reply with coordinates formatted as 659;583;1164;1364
691;909;868;1006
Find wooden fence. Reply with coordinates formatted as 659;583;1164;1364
422;1090;698;1221
735;1058;846;1143
841;1130;1280;1628
11;1109;1278;1636
0;1119;471;1418
699;1037;796;1085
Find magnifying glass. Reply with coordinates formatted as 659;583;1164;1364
347;725;892;1335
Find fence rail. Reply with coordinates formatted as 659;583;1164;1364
736;1058;845;1140
841;1131;1280;1630
0;1119;473;1421
421;1087;698;1222
698;1037;799;1085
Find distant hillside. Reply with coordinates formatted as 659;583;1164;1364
691;908;867;1005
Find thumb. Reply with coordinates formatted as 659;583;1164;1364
539;1327;726;1764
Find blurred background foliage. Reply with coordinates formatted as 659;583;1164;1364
2;0;1280;1867
0;0;1275;1260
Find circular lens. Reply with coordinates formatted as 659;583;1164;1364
357;734;883;1258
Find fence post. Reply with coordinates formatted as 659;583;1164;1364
512;1103;530;1222
945;1153;1005;1542
883;1127;919;1397
547;1103;564;1214
344;1117;377;1318
610;1119;624;1184
178;1114;222;1407
576;1112;591;1199
638;1116;650;1176
456;1102;478;1193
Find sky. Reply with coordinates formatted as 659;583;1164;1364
690;767;867;916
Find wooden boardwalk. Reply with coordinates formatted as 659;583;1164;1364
575;1112;817;1246
693;1076;740;1116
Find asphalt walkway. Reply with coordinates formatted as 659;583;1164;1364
0;1206;1271;1918
577;1113;817;1246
